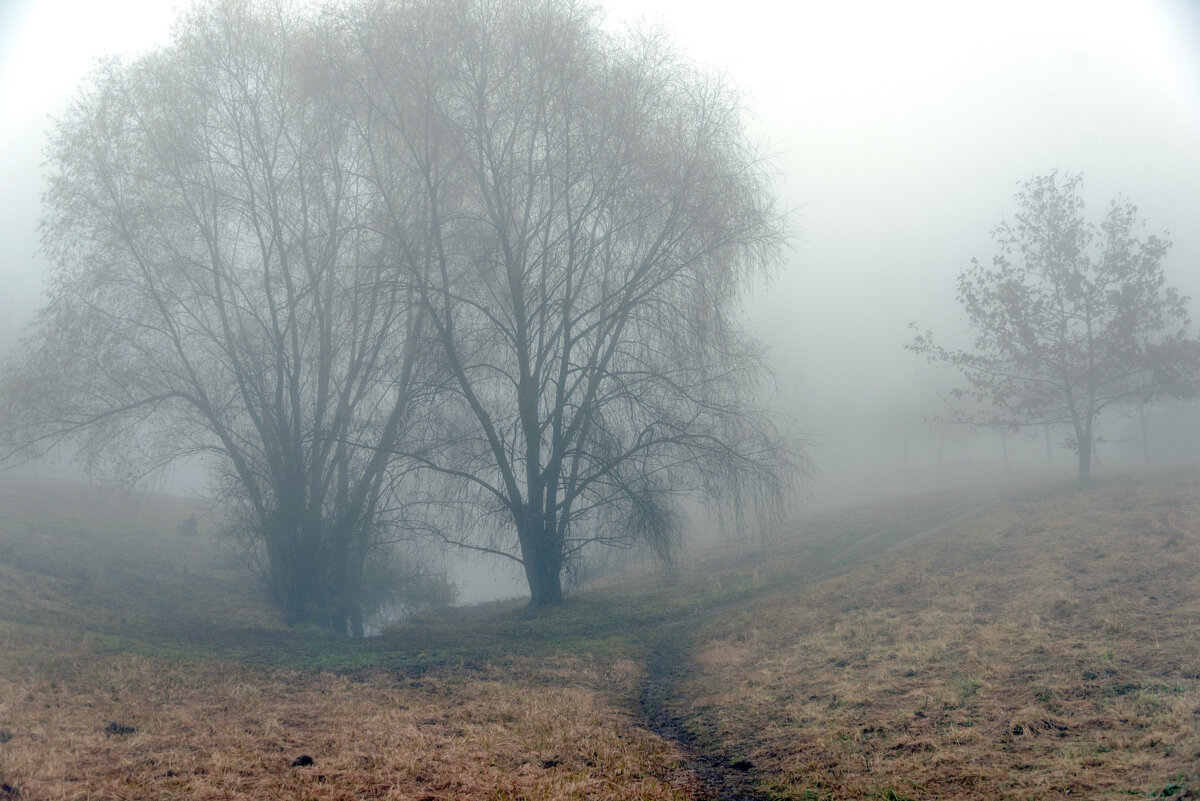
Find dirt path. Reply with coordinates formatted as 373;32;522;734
638;619;770;801
635;492;1000;800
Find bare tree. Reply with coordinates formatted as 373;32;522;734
1;1;436;634
355;0;801;606
3;0;802;616
909;172;1200;482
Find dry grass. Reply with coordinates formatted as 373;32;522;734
0;636;693;800
4;469;1200;800
0;476;697;800
0;474;275;637
677;469;1200;799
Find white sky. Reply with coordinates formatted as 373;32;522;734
0;0;178;331
600;0;1200;408
2;0;1200;431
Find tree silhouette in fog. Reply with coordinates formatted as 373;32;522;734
1;0;801;615
910;172;1200;481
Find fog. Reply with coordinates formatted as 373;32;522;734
600;0;1200;506
3;0;1200;606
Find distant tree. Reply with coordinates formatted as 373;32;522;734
0;1;437;634
910;172;1200;482
353;0;802;606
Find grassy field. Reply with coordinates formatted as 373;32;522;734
677;473;1200;800
0;469;1198;799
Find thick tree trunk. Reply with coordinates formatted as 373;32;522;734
268;507;358;632
266;513;310;626
517;512;564;607
524;553;564;607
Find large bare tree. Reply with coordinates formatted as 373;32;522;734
2;1;436;633
910;172;1200;481
355;0;799;605
4;0;801;616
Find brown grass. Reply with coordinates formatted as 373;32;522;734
0;475;695;800
0;642;694;800
4;469;1200;799
677;469;1200;799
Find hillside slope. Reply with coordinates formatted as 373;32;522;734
675;470;1200;799
1;469;1198;799
0;475;695;800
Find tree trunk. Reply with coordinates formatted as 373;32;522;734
518;512;564;607
1138;404;1151;467
1076;432;1092;483
270;512;338;630
525;564;563;607
266;513;309;626
1044;425;1053;474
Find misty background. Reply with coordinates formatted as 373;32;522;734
3;0;1200;601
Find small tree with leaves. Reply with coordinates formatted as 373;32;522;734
910;172;1200;482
